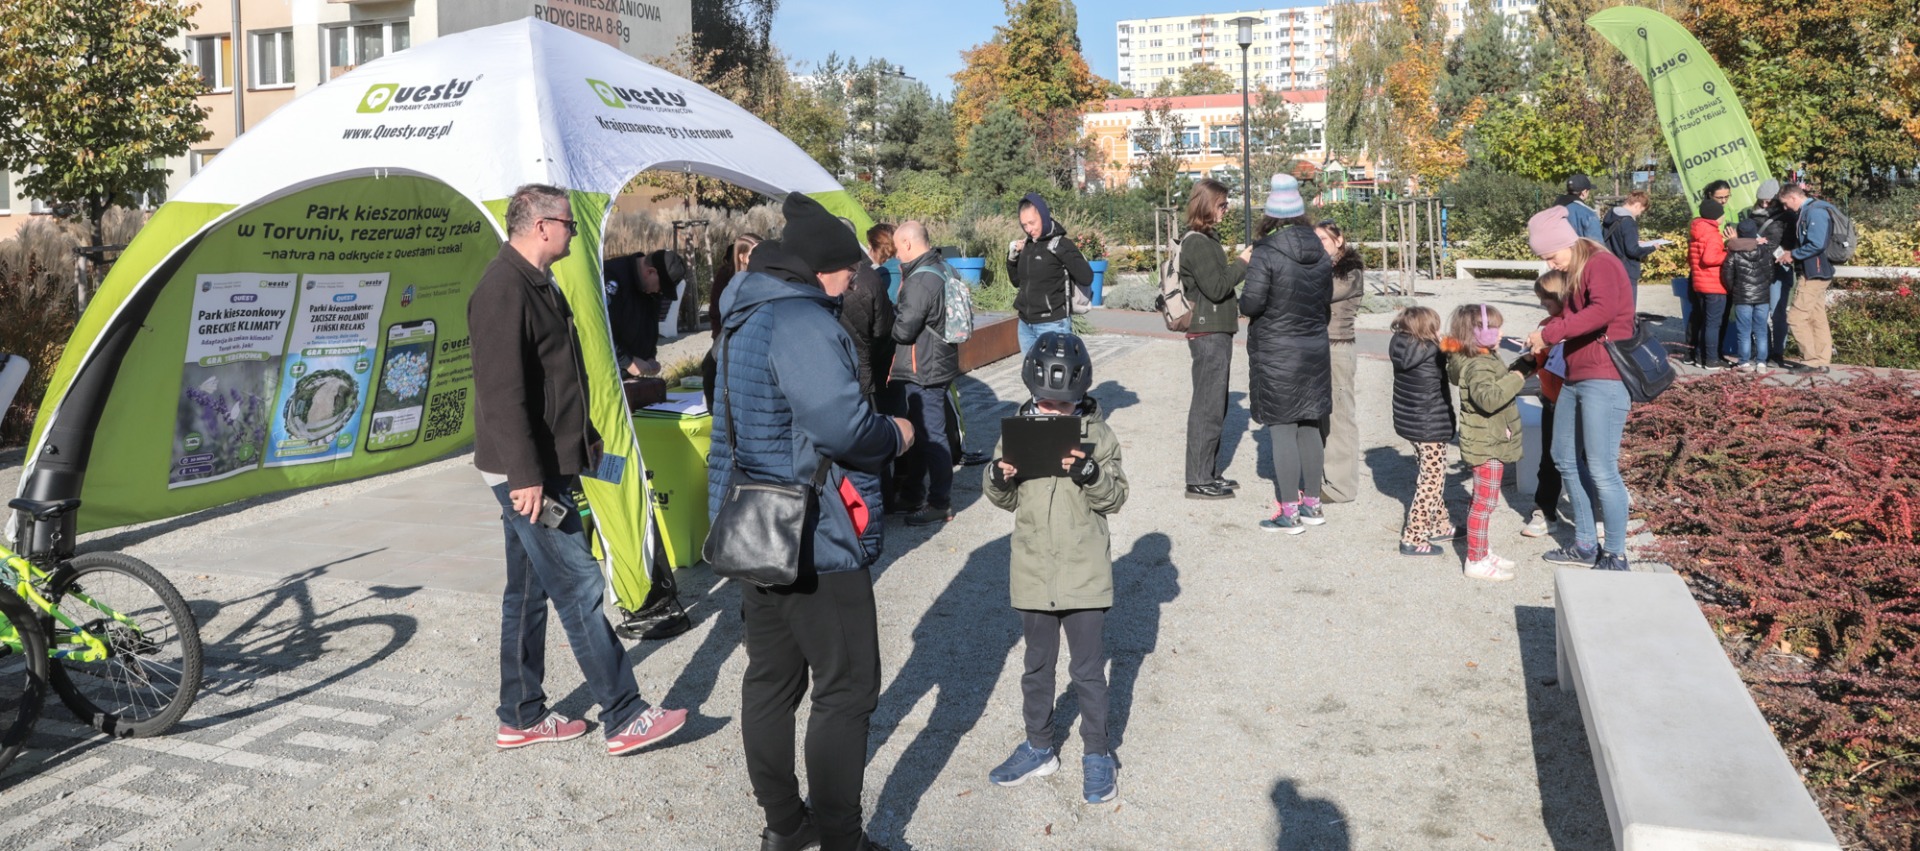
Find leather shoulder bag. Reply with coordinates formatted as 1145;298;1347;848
701;319;825;588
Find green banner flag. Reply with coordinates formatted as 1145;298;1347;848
1588;6;1773;216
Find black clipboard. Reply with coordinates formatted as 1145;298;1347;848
1001;415;1081;477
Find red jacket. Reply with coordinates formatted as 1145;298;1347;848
1688;217;1727;295
1541;249;1634;383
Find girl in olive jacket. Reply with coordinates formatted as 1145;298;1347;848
1445;303;1529;582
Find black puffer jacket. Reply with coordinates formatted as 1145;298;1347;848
1721;238;1774;306
841;256;895;398
1389;333;1455;443
1241;224;1332;425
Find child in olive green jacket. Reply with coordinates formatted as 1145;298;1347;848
981;332;1129;804
1444;303;1532;582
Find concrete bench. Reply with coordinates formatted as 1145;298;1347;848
1456;258;1548;279
1554;568;1840;850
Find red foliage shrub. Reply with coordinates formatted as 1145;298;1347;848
1623;373;1920;849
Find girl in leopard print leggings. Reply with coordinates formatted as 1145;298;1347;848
1388;307;1457;556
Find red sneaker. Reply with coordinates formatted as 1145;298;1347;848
496;712;588;749
606;706;687;756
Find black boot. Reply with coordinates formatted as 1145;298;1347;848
759;812;822;851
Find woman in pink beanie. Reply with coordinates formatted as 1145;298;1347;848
1522;205;1637;572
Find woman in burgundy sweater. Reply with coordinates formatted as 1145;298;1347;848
1525;206;1636;572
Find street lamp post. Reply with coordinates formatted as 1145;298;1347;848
1232;16;1259;244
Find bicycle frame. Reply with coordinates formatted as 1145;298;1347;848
0;547;117;664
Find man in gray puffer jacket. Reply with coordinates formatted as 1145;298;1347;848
890;221;963;526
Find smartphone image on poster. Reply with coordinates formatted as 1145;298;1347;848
366;319;436;451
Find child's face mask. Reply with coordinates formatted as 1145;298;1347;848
1474;304;1502;349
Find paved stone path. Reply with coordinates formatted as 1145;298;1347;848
1;294;1615;849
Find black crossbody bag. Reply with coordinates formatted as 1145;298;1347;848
1602;318;1676;404
701;322;825;588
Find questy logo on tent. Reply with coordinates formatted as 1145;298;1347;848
586;78;690;111
358;77;480;114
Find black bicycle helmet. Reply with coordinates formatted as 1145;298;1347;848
1023;332;1093;402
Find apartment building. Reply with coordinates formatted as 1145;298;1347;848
1115;1;1539;96
0;0;691;240
1083;91;1385;198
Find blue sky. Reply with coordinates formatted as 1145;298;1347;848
772;1;1321;96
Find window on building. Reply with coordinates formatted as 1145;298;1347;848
1177;128;1201;151
190;150;221;176
188;34;233;91
1212;126;1241;152
251;29;294;88
326;20;410;79
1130;132;1148;157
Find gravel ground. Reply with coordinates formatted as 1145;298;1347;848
1;311;1616;850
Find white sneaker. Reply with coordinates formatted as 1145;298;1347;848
1464;557;1515;582
1488;552;1517;571
1520;511;1550;538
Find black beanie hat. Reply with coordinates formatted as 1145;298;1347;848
1699;199;1724;221
647;249;687;286
781;193;865;274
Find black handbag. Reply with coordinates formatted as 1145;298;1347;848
701;324;825;588
1602;318;1676;404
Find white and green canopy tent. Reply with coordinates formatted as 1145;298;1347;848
20;18;871;607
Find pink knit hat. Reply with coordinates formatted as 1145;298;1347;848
1528;206;1578;257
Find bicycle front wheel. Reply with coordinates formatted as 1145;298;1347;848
47;553;203;738
0;584;49;774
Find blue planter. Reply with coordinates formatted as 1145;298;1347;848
948;257;986;285
1088;260;1108;306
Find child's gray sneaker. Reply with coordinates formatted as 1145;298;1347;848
1082;752;1118;803
988;742;1058;787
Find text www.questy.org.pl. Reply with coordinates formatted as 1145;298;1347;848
342;121;455;141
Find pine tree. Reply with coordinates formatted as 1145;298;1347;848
963;100;1050;205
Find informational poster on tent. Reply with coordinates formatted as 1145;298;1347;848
169;273;299;487
263;273;389;468
82;175;500;526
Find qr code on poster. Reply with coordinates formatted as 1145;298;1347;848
424;387;468;442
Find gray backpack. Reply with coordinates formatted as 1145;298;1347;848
1819;202;1857;264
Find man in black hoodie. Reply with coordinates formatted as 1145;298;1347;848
1006;192;1093;355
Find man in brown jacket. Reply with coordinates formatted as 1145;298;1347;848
469;183;685;756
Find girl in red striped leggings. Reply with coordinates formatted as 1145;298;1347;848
1443;304;1532;581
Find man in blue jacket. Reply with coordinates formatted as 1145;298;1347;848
1776;185;1834;375
709;192;914;851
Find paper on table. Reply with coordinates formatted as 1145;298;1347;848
642;391;709;416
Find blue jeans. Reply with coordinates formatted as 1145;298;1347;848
1018;318;1072;359
1551;380;1631;555
897;382;954;510
1691;292;1727;365
1731;303;1770;365
1769;269;1793;361
492;477;643;732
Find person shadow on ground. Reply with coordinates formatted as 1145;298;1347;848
866;535;1020;837
1271;778;1351;850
